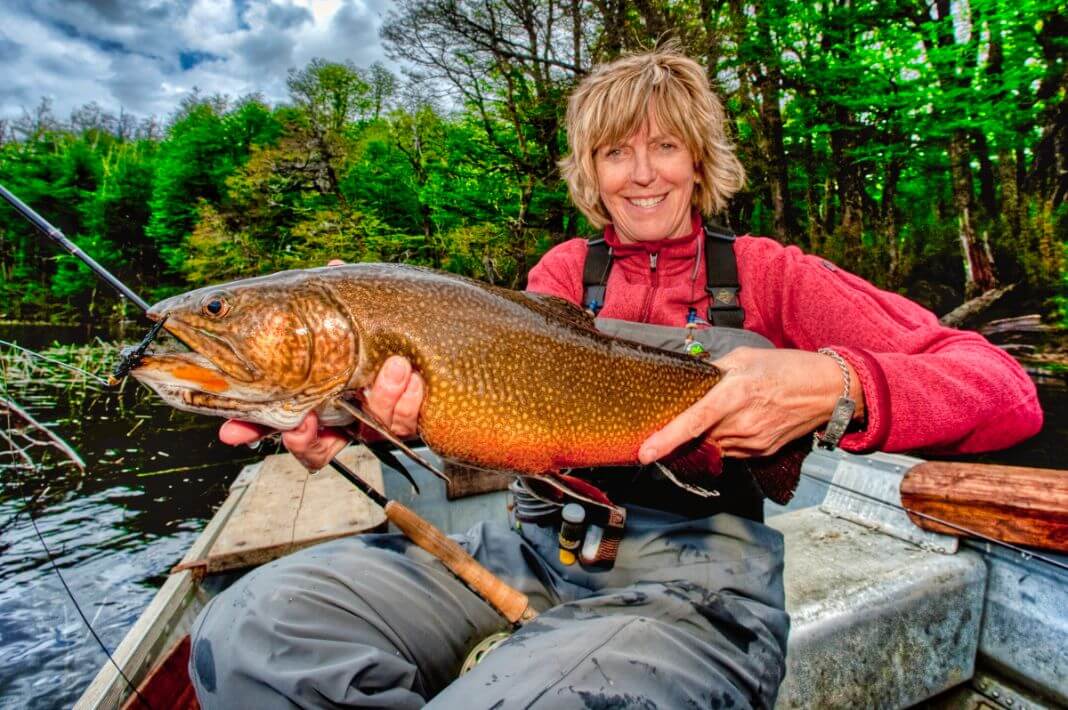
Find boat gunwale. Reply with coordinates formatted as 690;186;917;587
74;461;263;710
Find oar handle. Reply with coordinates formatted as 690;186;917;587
384;500;535;624
901;461;1068;553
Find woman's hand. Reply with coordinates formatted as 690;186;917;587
638;347;865;462
219;355;426;470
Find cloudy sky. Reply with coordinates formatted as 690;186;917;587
0;0;398;124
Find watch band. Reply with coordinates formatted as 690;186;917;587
815;348;856;450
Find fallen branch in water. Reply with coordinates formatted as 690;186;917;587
939;283;1016;328
0;428;37;469
979;314;1061;336
1;396;86;470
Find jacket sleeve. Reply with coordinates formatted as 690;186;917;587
737;237;1044;455
525;238;588;304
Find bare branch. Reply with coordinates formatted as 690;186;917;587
2;397;86;470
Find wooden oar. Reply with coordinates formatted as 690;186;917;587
900;461;1068;553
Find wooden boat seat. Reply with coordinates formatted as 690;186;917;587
177;447;387;575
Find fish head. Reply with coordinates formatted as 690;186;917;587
131;273;358;429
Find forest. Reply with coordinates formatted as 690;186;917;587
0;0;1064;324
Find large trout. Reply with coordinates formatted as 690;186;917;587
131;263;801;503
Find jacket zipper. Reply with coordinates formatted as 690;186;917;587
640;252;659;322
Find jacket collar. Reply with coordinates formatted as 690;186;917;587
603;209;703;256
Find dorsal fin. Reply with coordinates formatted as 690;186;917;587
517;292;598;331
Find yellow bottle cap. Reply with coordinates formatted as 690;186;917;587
559;549;577;566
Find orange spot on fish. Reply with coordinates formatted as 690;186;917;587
168;363;230;393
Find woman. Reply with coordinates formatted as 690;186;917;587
196;49;1042;708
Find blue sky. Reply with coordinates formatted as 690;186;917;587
0;0;397;124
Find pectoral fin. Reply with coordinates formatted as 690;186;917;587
334;398;450;486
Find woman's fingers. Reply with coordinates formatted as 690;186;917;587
219;419;273;446
280;412;348;470
640;348;851;462
390;371;425;438
364;356;424;437
220;415;347;470
638;388;729;464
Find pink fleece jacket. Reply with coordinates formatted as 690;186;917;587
526;216;1043;455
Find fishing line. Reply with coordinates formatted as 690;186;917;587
0;339;111;386
799;470;1068;574
1;184;192;705
2;403;152;705
13;473;154;709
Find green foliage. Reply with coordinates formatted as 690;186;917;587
1;3;1065;322
145;96;280;276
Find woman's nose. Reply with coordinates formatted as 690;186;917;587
630;148;655;185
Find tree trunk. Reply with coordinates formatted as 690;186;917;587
974;131;997;219
753;0;793;240
883;157;904;285
948;132;997;296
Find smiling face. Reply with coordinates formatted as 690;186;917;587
594;109;697;244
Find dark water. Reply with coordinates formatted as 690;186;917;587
0;326;1065;709
0;325;265;709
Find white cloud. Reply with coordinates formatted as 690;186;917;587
0;0;398;125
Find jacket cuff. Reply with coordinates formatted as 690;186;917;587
828;345;891;452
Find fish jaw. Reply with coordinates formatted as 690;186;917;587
136;271;361;429
131;352;333;430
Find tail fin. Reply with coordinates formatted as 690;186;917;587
746;437;809;504
662;436;808;505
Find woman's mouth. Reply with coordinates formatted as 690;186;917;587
627;195;666;208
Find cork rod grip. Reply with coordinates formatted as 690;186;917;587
384;500;535;624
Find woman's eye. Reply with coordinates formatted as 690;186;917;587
659;142;677;151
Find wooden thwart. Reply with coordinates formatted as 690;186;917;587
901;461;1068;552
178;446;386;574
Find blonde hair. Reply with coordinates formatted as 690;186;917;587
560;49;745;228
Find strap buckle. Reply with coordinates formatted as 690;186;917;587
705;285;740;310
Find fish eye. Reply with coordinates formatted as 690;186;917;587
201;295;230;317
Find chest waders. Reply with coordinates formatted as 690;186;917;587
575;223;774;522
460;230;778;674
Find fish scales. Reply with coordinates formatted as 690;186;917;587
326;264;719;474
131;263;802;502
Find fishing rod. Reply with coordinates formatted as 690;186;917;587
0;184;158;708
0;184;150;312
1;183;534;659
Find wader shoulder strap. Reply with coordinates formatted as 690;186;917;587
703;223;745;329
581;226;745;327
582;238;612;315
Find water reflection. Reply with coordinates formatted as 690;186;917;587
0;326;265;709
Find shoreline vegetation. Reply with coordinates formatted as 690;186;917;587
1;2;1065;330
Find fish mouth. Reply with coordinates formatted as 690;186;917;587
131;351;272;408
147;310;260;384
130;351;316;430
